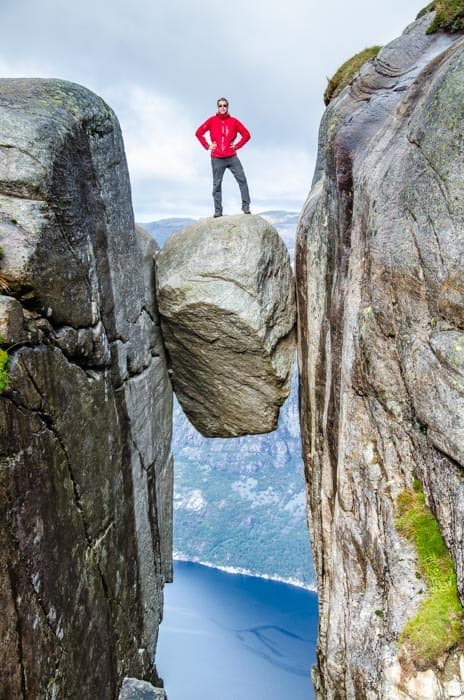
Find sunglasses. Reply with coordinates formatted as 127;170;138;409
218;104;228;108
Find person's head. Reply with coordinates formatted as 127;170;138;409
217;98;229;113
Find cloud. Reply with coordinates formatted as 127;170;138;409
0;54;54;79
0;0;427;220
132;143;313;222
112;85;201;182
108;85;315;219
0;0;426;135
245;146;314;205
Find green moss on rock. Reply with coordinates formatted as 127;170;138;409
417;0;464;33
395;480;463;664
0;347;9;392
324;46;382;106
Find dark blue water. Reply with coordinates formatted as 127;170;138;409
157;561;318;700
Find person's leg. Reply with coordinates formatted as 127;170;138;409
228;155;251;212
211;157;227;215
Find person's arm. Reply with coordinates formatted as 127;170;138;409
233;118;251;150
195;118;212;150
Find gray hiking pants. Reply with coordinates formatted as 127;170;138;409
211;155;250;214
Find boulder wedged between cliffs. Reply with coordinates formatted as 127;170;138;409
156;214;296;438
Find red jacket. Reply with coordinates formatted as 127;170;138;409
195;112;251;158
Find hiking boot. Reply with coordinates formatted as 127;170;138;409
242;206;251;215
214;211;223;218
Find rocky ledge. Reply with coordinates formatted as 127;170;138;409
156;214;296;437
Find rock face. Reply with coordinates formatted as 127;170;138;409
0;80;173;698
156;215;295;437
119;678;167;700
296;15;464;700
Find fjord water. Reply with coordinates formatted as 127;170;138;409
157;561;317;699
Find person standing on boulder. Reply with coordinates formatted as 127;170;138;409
195;98;251;218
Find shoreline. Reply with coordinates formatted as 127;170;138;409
172;552;318;593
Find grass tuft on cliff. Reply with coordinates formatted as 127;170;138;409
417;0;464;33
396;480;463;663
0;347;10;393
324;46;382;106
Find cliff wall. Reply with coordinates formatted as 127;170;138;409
0;80;172;698
296;14;464;698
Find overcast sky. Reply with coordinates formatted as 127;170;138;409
0;0;425;220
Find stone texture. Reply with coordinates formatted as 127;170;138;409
445;680;464;699
0;295;27;344
296;15;464;700
119;677;167;699
0;80;172;698
156;214;295;437
405;671;443;700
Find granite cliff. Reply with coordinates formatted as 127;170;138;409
0;80;172;699
296;12;464;699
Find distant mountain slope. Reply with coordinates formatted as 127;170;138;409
258;211;299;263
144;212;314;587
139;217;196;247
172;370;314;586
